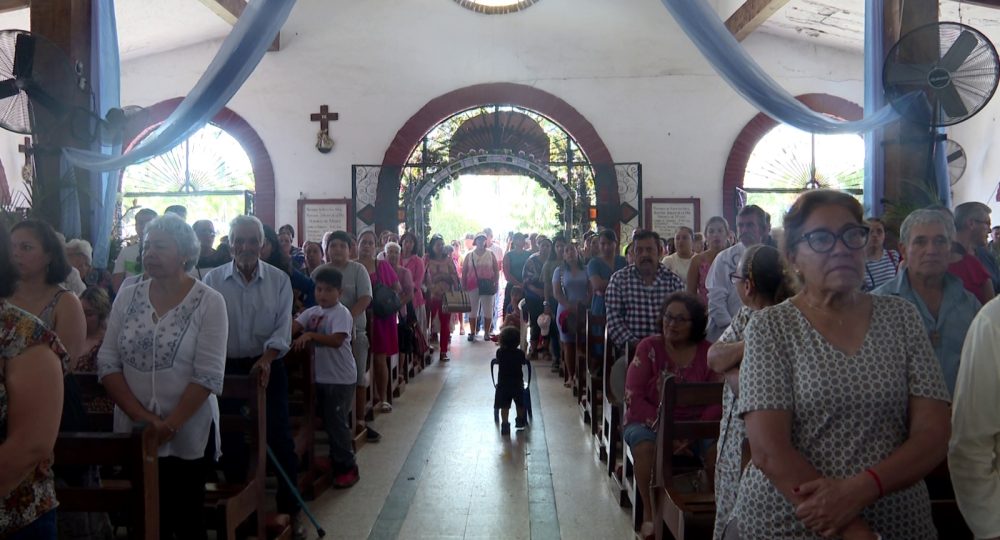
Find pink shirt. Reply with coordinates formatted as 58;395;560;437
401;255;425;307
624;337;719;427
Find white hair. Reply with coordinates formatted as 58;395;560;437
384;241;401;254
65;238;93;265
144;214;201;272
900;209;956;245
229;215;264;244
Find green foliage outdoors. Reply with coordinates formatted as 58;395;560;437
427;175;559;244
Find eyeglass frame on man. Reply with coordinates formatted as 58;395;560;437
795;225;870;253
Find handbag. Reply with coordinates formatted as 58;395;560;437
372;282;402;318
472;254;498;295
443;290;472;313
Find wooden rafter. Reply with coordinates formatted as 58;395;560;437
197;0;280;51
0;0;29;15
724;0;794;41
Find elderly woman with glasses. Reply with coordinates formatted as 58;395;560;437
623;291;720;538
732;190;951;540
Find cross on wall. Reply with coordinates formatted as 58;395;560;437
310;105;339;131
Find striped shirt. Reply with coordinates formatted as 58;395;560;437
863;249;900;291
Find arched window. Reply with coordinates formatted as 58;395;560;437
119;123;254;238
741;124;864;222
454;0;539;14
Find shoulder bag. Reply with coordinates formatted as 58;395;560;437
473;252;498;295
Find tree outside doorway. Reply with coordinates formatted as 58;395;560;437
428;174;560;245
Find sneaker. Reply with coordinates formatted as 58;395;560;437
515;416;527;430
439;352;449;362
500;422;511;435
365;426;382;443
291;513;307;540
467;334;475;342
333;466;360;489
378;402;393;413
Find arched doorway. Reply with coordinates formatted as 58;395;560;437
353;83;640;241
722;94;863;226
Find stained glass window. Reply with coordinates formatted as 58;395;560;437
119;124;254;241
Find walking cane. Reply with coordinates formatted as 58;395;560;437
267;445;327;537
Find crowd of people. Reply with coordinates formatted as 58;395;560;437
1;191;1000;539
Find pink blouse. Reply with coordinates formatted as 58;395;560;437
624;338;719;428
401;255;425;307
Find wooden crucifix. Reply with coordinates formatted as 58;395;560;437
18;137;33;181
310;105;338;154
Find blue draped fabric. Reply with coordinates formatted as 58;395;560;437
89;0;120;269
863;0;886;216
59;157;81;238
660;0;908;134
63;0;295;171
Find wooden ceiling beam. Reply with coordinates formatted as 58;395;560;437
725;0;794;41
197;0;280;51
0;0;29;15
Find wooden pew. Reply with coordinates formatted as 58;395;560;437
284;345;330;500
651;378;724;540
388;353;402;402
573;303;588;402
72;373;114;432
582;311;606;432
206;372;267;540
601;335;633;507
54;425;160;540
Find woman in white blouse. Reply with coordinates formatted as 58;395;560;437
97;215;228;540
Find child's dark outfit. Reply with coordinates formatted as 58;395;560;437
494;347;528;428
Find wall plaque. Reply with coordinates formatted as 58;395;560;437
644;198;701;240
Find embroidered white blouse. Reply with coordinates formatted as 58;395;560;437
97;280;228;460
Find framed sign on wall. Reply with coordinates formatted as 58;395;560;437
644;198;701;240
297;198;352;245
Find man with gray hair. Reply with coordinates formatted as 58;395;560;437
954;201;1000;294
874;208;981;395
203;214;303;534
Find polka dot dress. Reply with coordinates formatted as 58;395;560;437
733;295;949;539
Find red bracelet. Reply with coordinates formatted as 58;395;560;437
866;468;884;498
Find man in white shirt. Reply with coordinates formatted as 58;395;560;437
203;215;302;533
949;296;1000;540
705;205;770;341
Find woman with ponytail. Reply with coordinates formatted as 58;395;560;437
706;244;792;540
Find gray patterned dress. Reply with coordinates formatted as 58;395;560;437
733;295;950;539
713;306;753;540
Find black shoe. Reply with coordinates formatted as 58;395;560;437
366;426;382;443
515;417;527;430
467;334;475;342
501;422;511;435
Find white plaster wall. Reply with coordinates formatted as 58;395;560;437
115;0;864;229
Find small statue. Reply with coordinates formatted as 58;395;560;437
316;129;334;154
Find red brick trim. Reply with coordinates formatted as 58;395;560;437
721;93;863;226
121;98;276;226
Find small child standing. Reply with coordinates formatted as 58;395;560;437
292;267;359;488
495;326;529;435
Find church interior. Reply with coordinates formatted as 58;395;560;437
1;0;1000;539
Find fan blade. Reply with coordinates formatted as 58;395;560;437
937;84;969;119
12;33;35;79
0;78;18;100
940;31;978;73
947;148;964;164
885;62;933;87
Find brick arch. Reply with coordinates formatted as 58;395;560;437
121;97;276;226
375;82;619;232
721;93;863;226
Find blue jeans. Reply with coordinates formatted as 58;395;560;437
10;510;56;539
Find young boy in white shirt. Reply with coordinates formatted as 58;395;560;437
292;266;359;488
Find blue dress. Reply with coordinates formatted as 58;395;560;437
553;265;591;342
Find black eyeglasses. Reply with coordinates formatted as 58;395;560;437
729;272;747;285
663;314;691;325
797;225;870;253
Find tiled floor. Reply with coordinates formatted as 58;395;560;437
307;333;634;539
